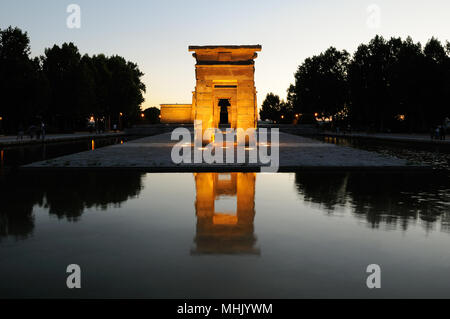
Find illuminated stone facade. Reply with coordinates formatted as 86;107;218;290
192;172;259;255
160;45;262;141
160;104;193;124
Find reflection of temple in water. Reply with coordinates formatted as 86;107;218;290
192;173;260;255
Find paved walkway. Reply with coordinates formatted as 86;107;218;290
0;132;126;147
23;131;425;172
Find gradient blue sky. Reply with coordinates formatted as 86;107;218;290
1;0;450;110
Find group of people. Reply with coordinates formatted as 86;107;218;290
17;122;46;140
431;125;447;140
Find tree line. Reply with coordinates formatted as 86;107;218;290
0;26;146;134
261;35;450;132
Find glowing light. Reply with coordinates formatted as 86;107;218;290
0;117;3;121
89;116;95;122
314;113;319;117
281;115;285;119
295;114;299;118
91;140;95;151
141;113;145;118
396;114;406;121
120;140;124;145
213;214;238;225
120;112;123;117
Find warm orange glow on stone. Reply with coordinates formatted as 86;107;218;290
213;214;238;225
193;172;258;254
160;104;192;124
91;140;95;150
160;45;262;144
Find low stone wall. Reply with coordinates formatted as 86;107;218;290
160;104;193;124
125;124;192;136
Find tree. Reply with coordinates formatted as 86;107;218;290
105;55;146;128
0;26;46;133
42;43;87;132
290;47;350;121
260;93;293;123
143;107;160;124
260;93;281;122
422;38;449;129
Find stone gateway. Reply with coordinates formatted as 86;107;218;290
160;45;262;141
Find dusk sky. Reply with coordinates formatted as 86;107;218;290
1;0;450;111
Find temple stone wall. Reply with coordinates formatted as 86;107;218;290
159;45;261;142
160;104;193;124
189;45;261;143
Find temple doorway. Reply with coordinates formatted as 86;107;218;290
218;99;231;126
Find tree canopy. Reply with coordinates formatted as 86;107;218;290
285;35;450;132
0;26;146;134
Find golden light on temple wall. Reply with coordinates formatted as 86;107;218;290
213;214;238;225
161;46;261;143
192;172;259;254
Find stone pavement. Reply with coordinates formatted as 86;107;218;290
23;131;425;172
0;132;126;147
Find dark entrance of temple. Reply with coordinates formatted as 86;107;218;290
219;99;230;126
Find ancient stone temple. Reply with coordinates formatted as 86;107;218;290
160;45;262;138
191;172;259;255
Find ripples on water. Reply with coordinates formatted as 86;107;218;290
1;171;450;298
1;171;449;242
321;136;450;170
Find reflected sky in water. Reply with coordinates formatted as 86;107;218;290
1;171;450;298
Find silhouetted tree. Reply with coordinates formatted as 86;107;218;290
260;93;280;122
143;107;161;124
0;27;48;133
42;43;91;132
289;35;450;132
290;47;350;121
0;26;147;134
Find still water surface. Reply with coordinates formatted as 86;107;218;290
1;171;450;298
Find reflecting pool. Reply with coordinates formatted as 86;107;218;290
1;171;450;298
